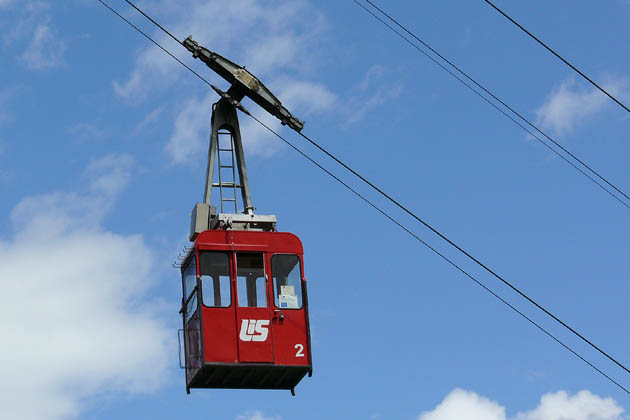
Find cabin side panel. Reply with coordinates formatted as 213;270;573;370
202;308;238;363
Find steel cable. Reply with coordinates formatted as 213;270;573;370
96;0;630;394
484;0;630;113
243;109;630;395
354;0;630;208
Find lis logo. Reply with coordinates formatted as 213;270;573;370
239;319;270;342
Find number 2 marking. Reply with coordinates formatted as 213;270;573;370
294;344;305;357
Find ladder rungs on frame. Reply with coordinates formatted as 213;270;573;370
213;183;241;188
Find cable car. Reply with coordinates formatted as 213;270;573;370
180;230;312;394
177;37;311;395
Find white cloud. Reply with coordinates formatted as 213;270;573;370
0;154;171;420
535;78;628;135
2;2;65;70
237;108;285;157
116;0;337;162
243;35;302;75
418;389;625;420
358;64;387;91
3;1;49;43
164;78;336;165
132;105;166;136
86;153;136;197
68;122;106;140
113;0;327;100
419;389;506;420
343;65;404;127
236;411;281;420
120;1;398;164
166;94;213;165
112;42;177;101
21;20;66;69
515;390;624;420
165;93;284;165
276;80;337;116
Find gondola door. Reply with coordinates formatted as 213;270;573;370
235;252;274;363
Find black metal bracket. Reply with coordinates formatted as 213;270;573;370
183;36;304;132
179;284;199;315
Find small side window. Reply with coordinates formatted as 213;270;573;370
272;255;303;309
199;252;231;308
236;253;267;308
182;256;198;321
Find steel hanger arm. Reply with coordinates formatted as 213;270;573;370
183;36;305;132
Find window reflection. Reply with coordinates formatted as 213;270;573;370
272;255;302;309
182;256;197;321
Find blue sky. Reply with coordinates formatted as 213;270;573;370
1;1;629;419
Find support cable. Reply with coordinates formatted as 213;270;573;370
121;0;182;45
354;0;630;208
296;129;630;377
484;0;630;113
243;109;629;396
96;0;630;392
96;0;227;100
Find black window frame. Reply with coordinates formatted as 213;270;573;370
271;253;304;310
181;254;199;322
235;252;268;308
199;251;233;309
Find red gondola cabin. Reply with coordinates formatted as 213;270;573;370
180;229;312;394
176;38;313;395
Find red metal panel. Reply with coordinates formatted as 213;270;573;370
202;307;238;363
234;249;274;363
196;230;304;255
269;253;310;366
271;304;310;365
235;307;274;363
